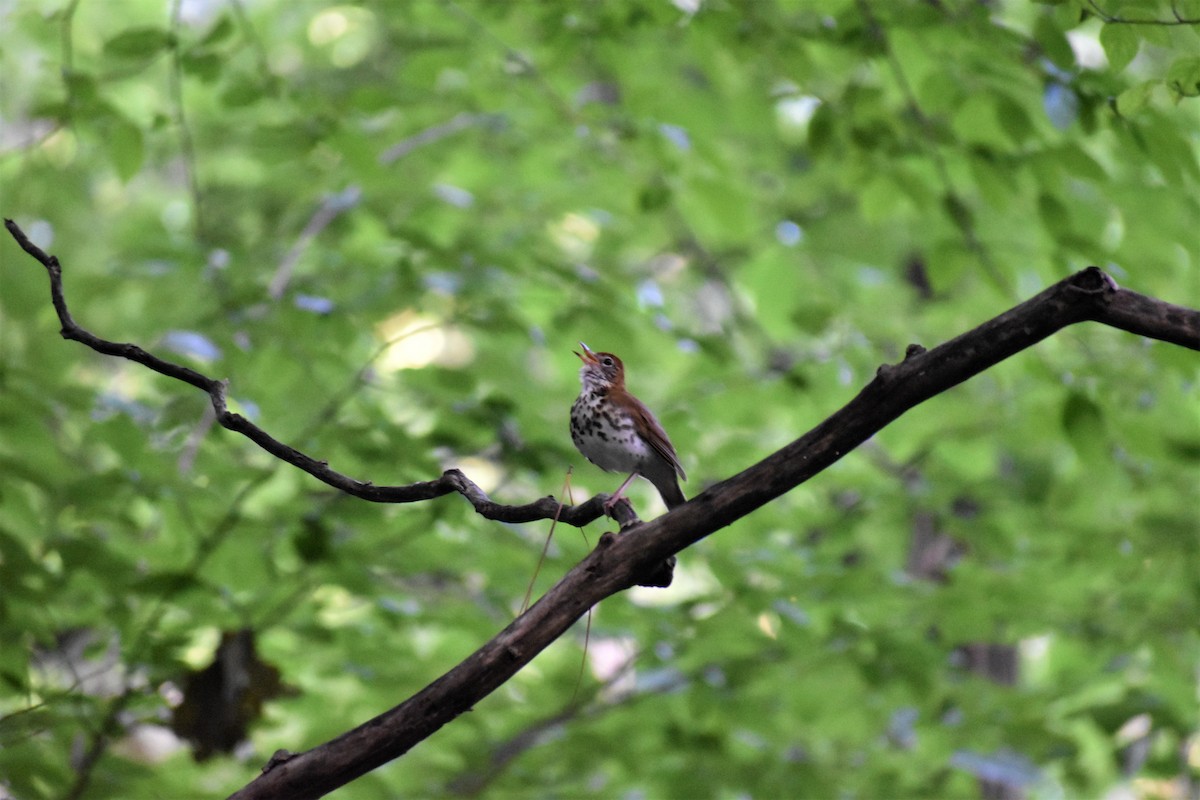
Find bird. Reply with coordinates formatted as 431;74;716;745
570;342;687;511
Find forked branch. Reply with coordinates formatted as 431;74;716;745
3;218;615;527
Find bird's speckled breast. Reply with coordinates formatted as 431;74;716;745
570;389;649;473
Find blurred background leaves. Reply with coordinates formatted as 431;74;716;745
1;0;1198;797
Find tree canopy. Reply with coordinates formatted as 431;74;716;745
1;1;1198;798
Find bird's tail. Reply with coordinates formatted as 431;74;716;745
654;477;686;510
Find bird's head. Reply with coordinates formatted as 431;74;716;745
574;342;625;391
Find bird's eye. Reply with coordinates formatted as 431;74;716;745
602;357;614;367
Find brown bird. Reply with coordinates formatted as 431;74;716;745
570;342;687;511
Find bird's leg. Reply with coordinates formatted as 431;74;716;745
603;473;639;511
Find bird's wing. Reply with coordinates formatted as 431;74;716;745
632;403;687;482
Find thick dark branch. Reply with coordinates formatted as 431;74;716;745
4;218;611;527
229;267;1199;799
1080;273;1200;348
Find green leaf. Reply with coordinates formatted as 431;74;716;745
0;528;47;599
1037;191;1071;234
637;177;672;212
1099;24;1140;72
860;174;913;222
130;570;205;596
951;93;1012;150
198;15;234;47
62;70;99;105
1137;119;1200;183
182;51;223;83
1061;392;1107;461
103;27;175;59
1033;13;1076;69
1165;55;1200;98
1115;80;1157;116
924;238;971;286
220;73;277;107
0;705;54;742
105;113;145;181
1056;143;1108;183
251;119;328;161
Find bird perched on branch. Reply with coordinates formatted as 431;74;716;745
570;343;686;511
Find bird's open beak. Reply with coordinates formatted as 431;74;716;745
574;341;599;364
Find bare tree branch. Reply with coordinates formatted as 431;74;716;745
3;217;616;528
268;185;362;300
378;112;507;165
7;218;1199;798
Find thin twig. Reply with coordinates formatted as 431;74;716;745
1086;0;1200;25
268;186;362;299
521;468;573;614
379;113;506;165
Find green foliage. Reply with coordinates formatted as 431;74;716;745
1;0;1198;798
